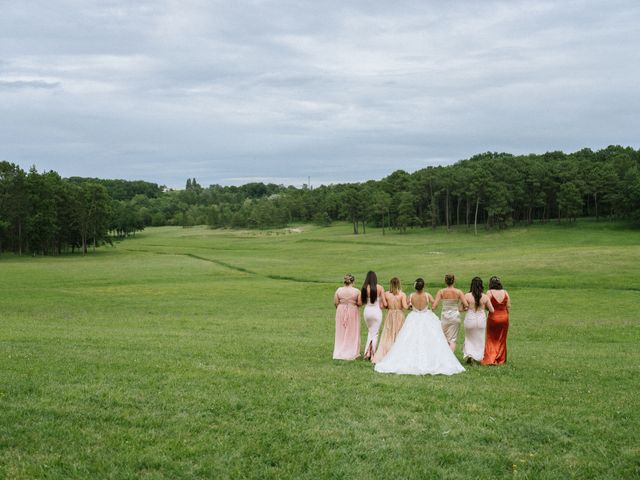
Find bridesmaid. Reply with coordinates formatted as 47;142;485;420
433;273;469;352
462;277;494;363
361;271;387;361
333;273;362;360
372;277;408;364
481;276;511;365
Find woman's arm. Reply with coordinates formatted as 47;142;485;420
379;286;388;308
401;293;409;310
459;293;469;311
459;289;469;310
505;291;511;312
432;290;442;309
356;291;362;307
483;295;495;313
334;290;339;308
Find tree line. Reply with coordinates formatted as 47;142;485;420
0;163;160;255
1;145;639;255
143;145;640;233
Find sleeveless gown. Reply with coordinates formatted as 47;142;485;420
463;305;486;362
333;286;360;360
363;290;383;358
374;301;465;376
481;292;509;365
371;294;405;364
440;298;461;345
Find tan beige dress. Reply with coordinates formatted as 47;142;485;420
372;294;406;364
440;299;461;345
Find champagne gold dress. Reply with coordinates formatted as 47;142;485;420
372;294;405;364
440;299;461;345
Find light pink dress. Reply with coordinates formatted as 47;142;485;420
333;286;360;360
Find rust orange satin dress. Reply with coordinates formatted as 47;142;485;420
481;292;509;365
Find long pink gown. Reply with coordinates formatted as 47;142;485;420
333;286;360;360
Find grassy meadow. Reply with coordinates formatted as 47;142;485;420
1;220;639;479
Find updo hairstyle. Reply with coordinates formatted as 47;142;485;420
489;276;503;290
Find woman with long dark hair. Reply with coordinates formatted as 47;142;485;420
462;277;494;363
360;271;387;360
333;273;362;360
481;276;511;365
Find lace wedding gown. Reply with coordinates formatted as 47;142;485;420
374;304;465;376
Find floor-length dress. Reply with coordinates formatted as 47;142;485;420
375;305;465;376
440;299;461;345
481;292;509;365
333;286;360;360
372;294;405;364
363;295;383;358
463;306;486;362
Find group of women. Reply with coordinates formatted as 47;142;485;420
332;272;511;375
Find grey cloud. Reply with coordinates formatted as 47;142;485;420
0;80;60;89
1;0;639;187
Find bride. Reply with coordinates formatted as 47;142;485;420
374;278;465;376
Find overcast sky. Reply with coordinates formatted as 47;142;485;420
1;1;639;187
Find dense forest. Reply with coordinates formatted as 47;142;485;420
1;145;639;255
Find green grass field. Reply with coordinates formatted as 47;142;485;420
1;221;639;479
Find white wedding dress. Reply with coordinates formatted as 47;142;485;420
374;303;465;376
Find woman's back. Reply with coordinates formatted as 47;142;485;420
434;286;467;311
464;292;490;312
336;286;359;305
410;292;430;311
440;288;460;300
488;290;509;311
364;284;385;306
385;291;406;310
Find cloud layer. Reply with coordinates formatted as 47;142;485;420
1;1;639;187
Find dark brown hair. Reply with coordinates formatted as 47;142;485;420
470;277;483;308
489;276;503;290
414;277;425;292
445;273;455;286
361;271;378;303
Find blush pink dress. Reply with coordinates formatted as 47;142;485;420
333;286;361;360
